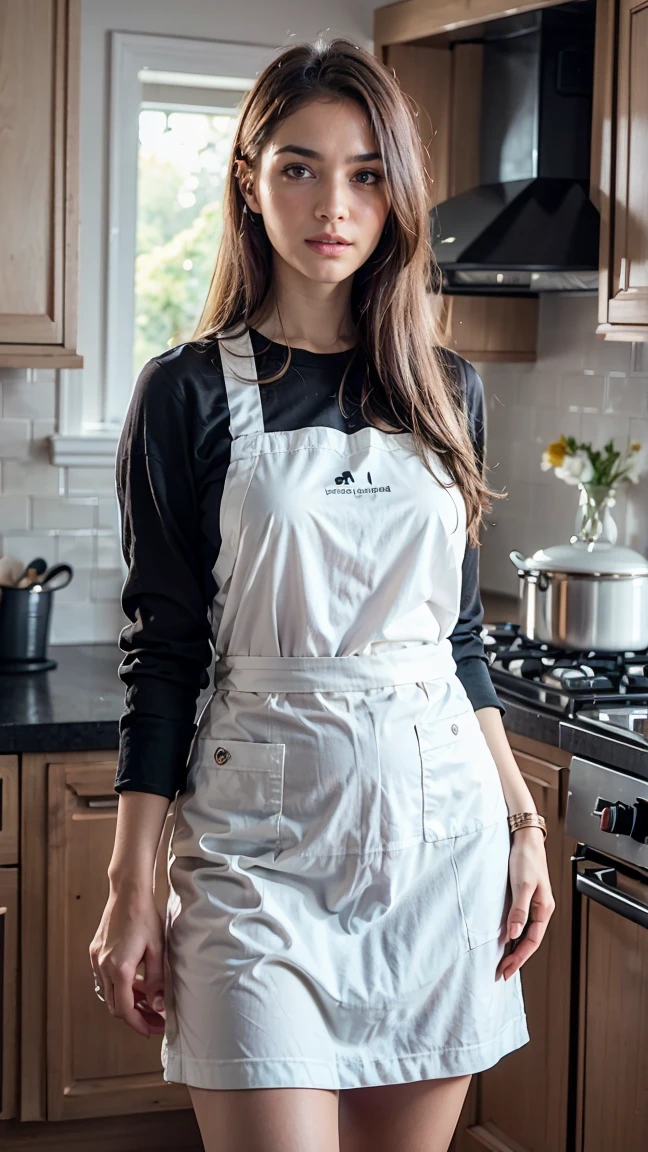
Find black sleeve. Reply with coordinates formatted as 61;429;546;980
444;353;506;716
114;358;214;800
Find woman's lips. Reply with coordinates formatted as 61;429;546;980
304;239;352;256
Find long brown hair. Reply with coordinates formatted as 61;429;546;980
191;36;503;546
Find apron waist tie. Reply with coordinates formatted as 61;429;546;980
214;640;457;693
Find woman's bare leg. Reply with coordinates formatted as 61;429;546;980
338;1075;472;1152
188;1085;341;1152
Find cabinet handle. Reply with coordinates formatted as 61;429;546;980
86;799;119;809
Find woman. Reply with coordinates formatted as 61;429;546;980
90;36;554;1152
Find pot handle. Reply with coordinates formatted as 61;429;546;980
509;550;529;573
509;549;542;585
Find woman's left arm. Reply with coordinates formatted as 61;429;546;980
475;705;556;982
445;349;555;980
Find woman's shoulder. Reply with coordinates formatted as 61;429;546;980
120;338;230;459
136;336;226;400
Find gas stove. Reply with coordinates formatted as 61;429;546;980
483;621;648;742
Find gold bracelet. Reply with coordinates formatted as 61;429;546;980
507;811;547;841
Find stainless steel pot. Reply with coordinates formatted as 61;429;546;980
509;545;648;652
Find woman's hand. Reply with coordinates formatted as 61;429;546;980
497;826;556;981
89;883;166;1038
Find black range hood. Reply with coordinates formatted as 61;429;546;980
431;0;600;295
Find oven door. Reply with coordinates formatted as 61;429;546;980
570;844;648;1152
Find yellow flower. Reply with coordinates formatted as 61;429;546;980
630;440;641;453
543;439;568;467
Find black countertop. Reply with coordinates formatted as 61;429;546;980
0;643;215;755
1;643;646;780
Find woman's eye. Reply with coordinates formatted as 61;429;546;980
354;170;381;185
284;164;311;179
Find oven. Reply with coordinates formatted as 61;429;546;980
564;753;648;1152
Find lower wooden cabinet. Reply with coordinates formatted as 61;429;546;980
451;733;576;1152
0;866;19;1120
20;750;190;1123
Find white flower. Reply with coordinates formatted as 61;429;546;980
540;451;554;471
554;449;595;486
622;445;648;484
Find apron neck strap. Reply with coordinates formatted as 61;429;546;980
218;326;264;438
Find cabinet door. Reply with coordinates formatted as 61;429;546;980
47;759;189;1120
0;867;18;1119
577;872;648;1152
609;0;648;331
0;0;82;366
594;0;648;337
453;750;574;1152
0;755;19;866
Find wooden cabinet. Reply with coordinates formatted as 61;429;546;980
0;756;19;867
574;872;648;1151
594;0;648;340
0;867;19;1121
0;756;19;1119
20;750;190;1124
46;757;187;1120
451;733;576;1152
0;0;83;368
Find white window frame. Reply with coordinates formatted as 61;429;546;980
50;32;275;466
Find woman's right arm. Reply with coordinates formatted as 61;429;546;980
90;356;214;1036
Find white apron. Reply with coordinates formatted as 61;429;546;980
161;327;529;1091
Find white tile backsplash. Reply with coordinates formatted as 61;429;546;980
0;366;124;643
0;495;29;531
32;496;98;530
2;379;56;420
0;419;31;459
476;294;648;598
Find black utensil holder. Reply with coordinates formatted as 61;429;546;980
0;586;55;669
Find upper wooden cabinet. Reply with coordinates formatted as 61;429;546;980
594;0;648;340
376;0;648;351
0;0;83;368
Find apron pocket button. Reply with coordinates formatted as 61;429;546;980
214;746;231;764
451;722;459;735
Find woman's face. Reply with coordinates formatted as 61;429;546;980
239;96;391;285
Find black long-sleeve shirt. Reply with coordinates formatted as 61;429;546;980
114;330;504;800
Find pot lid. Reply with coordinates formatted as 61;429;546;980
510;541;648;575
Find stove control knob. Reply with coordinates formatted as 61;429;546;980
599;801;635;837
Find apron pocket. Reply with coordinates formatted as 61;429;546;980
451;819;512;949
189;737;285;860
415;705;483;843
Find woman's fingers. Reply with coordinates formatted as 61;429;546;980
497;892;555;979
110;962;151;1037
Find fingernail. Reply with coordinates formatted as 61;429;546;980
510;924;522;938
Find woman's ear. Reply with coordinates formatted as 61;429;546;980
234;159;262;215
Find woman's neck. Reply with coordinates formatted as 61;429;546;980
250;273;357;354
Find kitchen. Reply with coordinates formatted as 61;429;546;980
0;0;647;1149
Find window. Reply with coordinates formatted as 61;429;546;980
135;99;245;375
50;35;272;466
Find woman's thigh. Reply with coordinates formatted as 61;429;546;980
188;1085;341;1152
338;1075;472;1152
